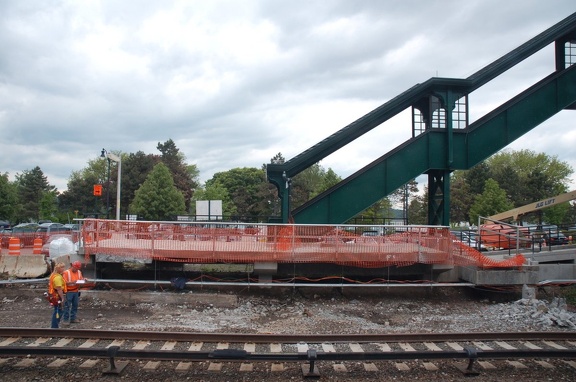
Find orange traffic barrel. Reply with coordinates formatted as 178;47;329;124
33;237;43;255
8;237;20;256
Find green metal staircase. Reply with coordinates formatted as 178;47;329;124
267;13;576;224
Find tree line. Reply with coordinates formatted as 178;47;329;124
1;140;574;227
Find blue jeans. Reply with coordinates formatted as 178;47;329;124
51;304;63;328
63;292;79;321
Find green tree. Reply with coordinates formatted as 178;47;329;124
291;163;325;207
465;162;492;195
15;167;57;222
390;179;419;222
206;167;266;219
450;172;474;224
39;190;59;221
59;158;108;218
408;192;428;225
469;179;513;224
488;149;571;208
120;151;159;217
157;139;199;211
129;163;186;220
451;150;573;225
319;168;342;195
0;173;18;222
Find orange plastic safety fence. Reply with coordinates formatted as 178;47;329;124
81;220;526;269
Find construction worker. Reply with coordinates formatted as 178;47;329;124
61;261;86;325
48;262;67;328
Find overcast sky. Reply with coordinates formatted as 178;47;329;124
1;1;575;193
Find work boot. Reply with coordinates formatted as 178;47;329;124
70;318;82;323
61;321;70;327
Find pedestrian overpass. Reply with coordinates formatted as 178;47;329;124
267;12;576;225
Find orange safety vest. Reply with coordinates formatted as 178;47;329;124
63;269;83;292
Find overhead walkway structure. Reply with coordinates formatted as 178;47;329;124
267;12;576;225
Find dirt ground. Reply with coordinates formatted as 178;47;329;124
1;281;575;334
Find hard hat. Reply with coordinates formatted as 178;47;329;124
72;261;82;268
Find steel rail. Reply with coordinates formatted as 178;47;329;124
1;328;576;343
1;345;575;362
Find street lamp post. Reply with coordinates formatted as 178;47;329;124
100;149;122;220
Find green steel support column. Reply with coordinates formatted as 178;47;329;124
427;171;444;225
441;169;451;226
427;170;451;226
281;177;290;223
266;169;291;223
426;89;459;226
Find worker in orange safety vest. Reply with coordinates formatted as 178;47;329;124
48;262;67;328
61;261;86;325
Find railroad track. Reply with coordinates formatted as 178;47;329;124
1;329;576;379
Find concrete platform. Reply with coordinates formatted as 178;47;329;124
457;247;576;285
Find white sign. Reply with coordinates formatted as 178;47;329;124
196;200;223;221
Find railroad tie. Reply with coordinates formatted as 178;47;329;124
322;343;336;352
395;362;410;371
79;359;99;368
78;339;98;348
239;363;253;372
207;362;222;371
143;361;161;371
15;359;35;368
507;360;528;369
423;362;439;371
534;360;555;369
333;363;347;372
271;363;284;372
48;359;68;368
478;361;496;369
175;362;191;372
27;338;49;347
424;342;442;351
364;363;378;372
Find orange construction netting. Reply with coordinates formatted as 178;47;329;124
81;220;525;269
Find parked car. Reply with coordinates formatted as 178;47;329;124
544;232;569;246
64;223;80;231
35;223;73;244
1;223;39;248
451;231;488;251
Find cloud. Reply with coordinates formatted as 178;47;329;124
0;0;575;195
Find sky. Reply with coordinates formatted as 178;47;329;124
1;0;575;193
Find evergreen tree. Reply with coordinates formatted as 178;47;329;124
157;139;198;211
129;163;186;220
15;167;56;222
